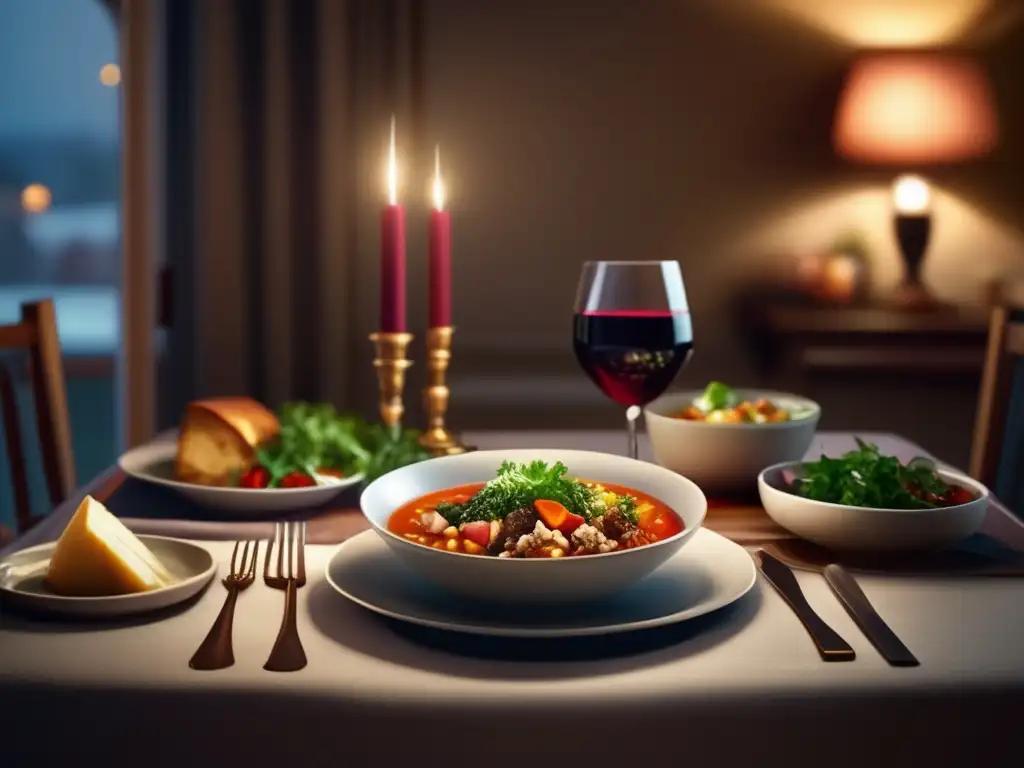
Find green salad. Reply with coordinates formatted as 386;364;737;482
790;439;976;510
241;402;431;487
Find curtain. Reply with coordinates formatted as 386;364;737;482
156;0;425;428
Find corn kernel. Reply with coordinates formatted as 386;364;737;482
602;492;618;507
446;538;459;551
404;533;419;541
550;547;565;558
463;540;484;555
433;541;446;549
418;536;428;544
442;526;459;538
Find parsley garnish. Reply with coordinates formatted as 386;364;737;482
437;460;598;526
792;438;950;509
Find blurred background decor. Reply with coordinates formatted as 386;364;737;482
832;51;1000;309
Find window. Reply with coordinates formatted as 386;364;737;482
0;0;120;527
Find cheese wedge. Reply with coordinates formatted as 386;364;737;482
45;495;175;596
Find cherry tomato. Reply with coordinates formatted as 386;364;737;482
945;486;975;506
280;472;316;488
239;467;270;489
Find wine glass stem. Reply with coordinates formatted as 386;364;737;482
626;410;638;460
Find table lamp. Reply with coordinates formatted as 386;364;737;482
832;52;999;309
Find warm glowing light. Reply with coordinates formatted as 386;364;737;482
761;0;992;47
892;175;931;214
833;53;999;165
432;145;446;212
99;63;121;86
21;183;52;213
387;115;398;206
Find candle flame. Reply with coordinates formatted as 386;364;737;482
387;115;398;206
432;145;446;212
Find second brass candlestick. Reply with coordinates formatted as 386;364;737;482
419;326;470;455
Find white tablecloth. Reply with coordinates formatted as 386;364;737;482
2;431;1023;767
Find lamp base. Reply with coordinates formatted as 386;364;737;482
886;281;948;311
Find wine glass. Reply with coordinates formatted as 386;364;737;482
573;261;693;460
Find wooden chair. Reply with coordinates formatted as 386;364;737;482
0;299;76;540
970;304;1024;492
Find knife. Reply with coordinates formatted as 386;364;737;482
823;563;919;667
755;550;855;662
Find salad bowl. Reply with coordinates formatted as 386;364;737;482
645;383;820;493
758;449;989;552
359;449;708;604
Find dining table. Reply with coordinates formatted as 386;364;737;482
2;429;1023;768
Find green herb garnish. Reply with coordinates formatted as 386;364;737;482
437;460;599;527
793;438;949;509
253;402;429;487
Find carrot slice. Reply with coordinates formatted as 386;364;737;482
535;499;569;530
558;512;586;535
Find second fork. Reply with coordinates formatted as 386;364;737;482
263;521;308;672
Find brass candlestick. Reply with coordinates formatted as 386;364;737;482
369;331;414;436
419;326;471;455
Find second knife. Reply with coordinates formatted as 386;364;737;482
823;563;919;667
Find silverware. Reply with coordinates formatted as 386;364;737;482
755;550;856;662
189;540;260;670
824;563;919;667
263;521;308;672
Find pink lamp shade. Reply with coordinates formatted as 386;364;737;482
833;53;999;165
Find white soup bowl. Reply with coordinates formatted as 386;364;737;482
360;449;707;604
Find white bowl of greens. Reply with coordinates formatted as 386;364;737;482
645;383;819;494
759;441;989;552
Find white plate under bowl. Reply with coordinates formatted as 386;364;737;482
118;439;362;513
0;535;216;618
360;448;708;605
758;461;990;553
326;528;755;638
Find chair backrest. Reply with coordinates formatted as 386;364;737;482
0;299;75;534
970;304;1024;500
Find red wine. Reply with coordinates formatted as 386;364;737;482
573;310;693;406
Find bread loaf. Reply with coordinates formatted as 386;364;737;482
175;397;280;486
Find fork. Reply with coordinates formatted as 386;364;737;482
263;521;308;672
189;540;260;670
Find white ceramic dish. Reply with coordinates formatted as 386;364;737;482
360;448;708;605
0;535;216;618
326;527;754;637
758;460;990;552
645;389;820;493
118;439;362;513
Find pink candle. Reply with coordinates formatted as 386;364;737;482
428;146;452;327
380;117;406;332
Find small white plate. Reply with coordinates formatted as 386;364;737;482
0;535;217;618
118;439;363;513
325;528;756;638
